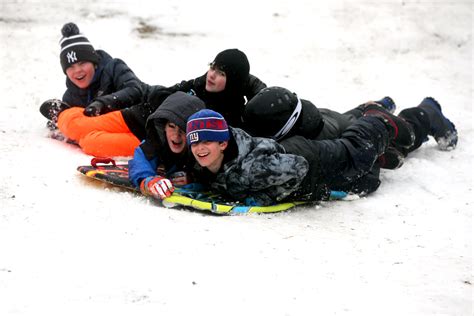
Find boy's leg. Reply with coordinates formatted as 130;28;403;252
281;116;393;198
397;107;431;154
343;97;397;121
79;131;140;157
385;97;457;157
57;108;130;142
412;97;457;151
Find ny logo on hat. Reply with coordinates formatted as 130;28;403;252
66;51;77;64
188;132;199;143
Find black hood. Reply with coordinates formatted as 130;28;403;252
147;91;205;133
140;92;205;160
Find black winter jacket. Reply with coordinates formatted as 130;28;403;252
281;116;390;201
169;73;266;128
62;50;146;110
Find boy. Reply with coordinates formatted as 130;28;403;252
186;108;422;206
243;86;458;169
168;48;266;127
128;92;205;199
39;22;153;157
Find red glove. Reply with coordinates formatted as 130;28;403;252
140;176;174;199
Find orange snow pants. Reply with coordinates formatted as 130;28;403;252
57;107;140;157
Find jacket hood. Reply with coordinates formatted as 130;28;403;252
140;91;205;161
146;91;205;133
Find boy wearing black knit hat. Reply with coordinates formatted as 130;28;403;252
168;48;266;128
39;22;150;157
243;86;458;171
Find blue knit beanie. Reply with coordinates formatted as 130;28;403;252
186;109;230;145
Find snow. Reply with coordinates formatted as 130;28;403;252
0;0;472;315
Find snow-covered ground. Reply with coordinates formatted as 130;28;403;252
0;0;472;315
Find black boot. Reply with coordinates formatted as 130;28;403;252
377;146;404;169
418;97;458;151
39;99;70;122
363;104;415;149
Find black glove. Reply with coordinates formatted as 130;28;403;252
84;101;106;117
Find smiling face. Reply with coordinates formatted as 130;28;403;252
65;61;95;89
165;122;187;154
190;140;228;174
205;63;227;93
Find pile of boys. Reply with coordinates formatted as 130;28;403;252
40;23;458;206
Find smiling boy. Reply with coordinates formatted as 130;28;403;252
39;22;149;156
128;92;205;199
169;49;266;128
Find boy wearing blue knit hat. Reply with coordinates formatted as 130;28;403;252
187;108;418;206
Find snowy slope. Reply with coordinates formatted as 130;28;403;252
0;0;472;315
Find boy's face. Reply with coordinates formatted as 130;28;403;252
205;64;227;93
165;122;186;154
191;140;228;173
65;61;95;89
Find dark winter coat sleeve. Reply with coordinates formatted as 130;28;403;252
167;77;199;94
244;74;266;100
121;86;172;140
128;145;158;187
93;58;145;110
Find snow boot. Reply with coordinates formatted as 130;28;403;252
363;104;415;149
417;97;458;151
39;99;70;122
378;146;404;169
39;99;71;130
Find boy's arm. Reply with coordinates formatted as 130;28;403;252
245;74;267;99
167;77;198;94
93;58;146;111
128;145;158;188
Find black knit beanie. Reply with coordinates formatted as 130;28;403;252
212;49;250;92
59;22;99;73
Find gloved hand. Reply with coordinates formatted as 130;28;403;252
140;176;174;200
84;101;106;116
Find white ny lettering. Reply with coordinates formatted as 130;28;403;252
66;51;77;63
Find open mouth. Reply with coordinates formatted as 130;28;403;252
75;74;86;81
196;152;209;158
171;140;183;146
